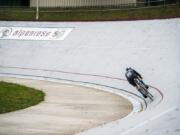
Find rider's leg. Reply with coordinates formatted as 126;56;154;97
139;79;149;89
143;95;147;98
135;85;147;98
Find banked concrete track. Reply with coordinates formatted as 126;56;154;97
0;67;163;135
0;19;180;135
0;77;133;135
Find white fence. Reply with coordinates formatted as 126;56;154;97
30;0;137;8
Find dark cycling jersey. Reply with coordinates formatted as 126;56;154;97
125;68;142;86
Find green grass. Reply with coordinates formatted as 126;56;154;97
0;81;45;114
0;4;180;21
39;5;180;21
0;8;35;21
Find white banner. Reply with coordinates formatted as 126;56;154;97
0;27;73;41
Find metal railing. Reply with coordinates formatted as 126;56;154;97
31;0;180;8
0;0;179;8
31;0;137;8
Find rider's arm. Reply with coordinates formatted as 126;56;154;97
134;70;142;79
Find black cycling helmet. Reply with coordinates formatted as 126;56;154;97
126;67;131;71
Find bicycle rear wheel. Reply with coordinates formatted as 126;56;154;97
147;92;154;101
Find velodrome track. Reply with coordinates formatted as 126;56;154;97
0;18;180;135
0;77;134;135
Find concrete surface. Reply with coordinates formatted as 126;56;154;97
0;77;132;135
0;18;180;135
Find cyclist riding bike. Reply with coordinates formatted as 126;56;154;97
125;67;149;98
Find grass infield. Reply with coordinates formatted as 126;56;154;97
0;81;45;114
